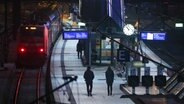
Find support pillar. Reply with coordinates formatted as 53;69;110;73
13;0;21;40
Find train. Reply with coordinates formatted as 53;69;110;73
16;4;63;68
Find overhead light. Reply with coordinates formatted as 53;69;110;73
133;61;144;67
175;23;183;28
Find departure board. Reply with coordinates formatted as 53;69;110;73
63;31;88;40
140;32;166;40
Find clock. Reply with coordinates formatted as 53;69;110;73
123;24;135;36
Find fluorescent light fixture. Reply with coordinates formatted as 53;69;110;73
78;22;86;28
175;23;183;27
30;27;37;30
133;61;144;67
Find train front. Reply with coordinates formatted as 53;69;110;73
16;25;47;68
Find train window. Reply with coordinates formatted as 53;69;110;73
20;27;44;37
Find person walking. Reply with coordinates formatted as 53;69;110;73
76;41;83;59
105;66;114;96
83;66;94;96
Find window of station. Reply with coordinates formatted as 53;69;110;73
96;38;120;61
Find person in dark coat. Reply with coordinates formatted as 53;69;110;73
76;42;83;59
105;66;114;96
83;66;94;96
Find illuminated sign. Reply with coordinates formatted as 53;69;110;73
63;31;88;40
140;32;166;40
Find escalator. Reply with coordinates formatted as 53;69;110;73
162;68;184;102
177;88;184;100
163;68;184;92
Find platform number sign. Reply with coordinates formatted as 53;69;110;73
117;49;130;62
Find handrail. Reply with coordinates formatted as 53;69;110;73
29;75;77;104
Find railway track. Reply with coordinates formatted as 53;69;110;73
0;67;46;104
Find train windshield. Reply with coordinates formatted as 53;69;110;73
20;26;44;38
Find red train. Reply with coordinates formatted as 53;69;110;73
16;5;62;68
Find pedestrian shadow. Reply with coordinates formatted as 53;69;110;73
112;93;123;96
81;93;97;96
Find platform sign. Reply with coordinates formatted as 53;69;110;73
63;31;88;40
117;49;130;62
157;65;164;75
144;67;150;76
140;32;166;40
130;69;137;76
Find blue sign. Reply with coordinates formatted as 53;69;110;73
63;31;88;40
157;65;164;75
130;69;137;76
140;32;166;40
117;49;130;62
144;67;150;76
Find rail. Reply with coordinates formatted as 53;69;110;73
29;75;77;104
13;69;24;104
36;68;43;104
13;68;44;104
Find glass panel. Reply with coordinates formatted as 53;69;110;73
100;38;120;60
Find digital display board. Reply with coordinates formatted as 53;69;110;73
140;32;166;40
63;31;88;40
